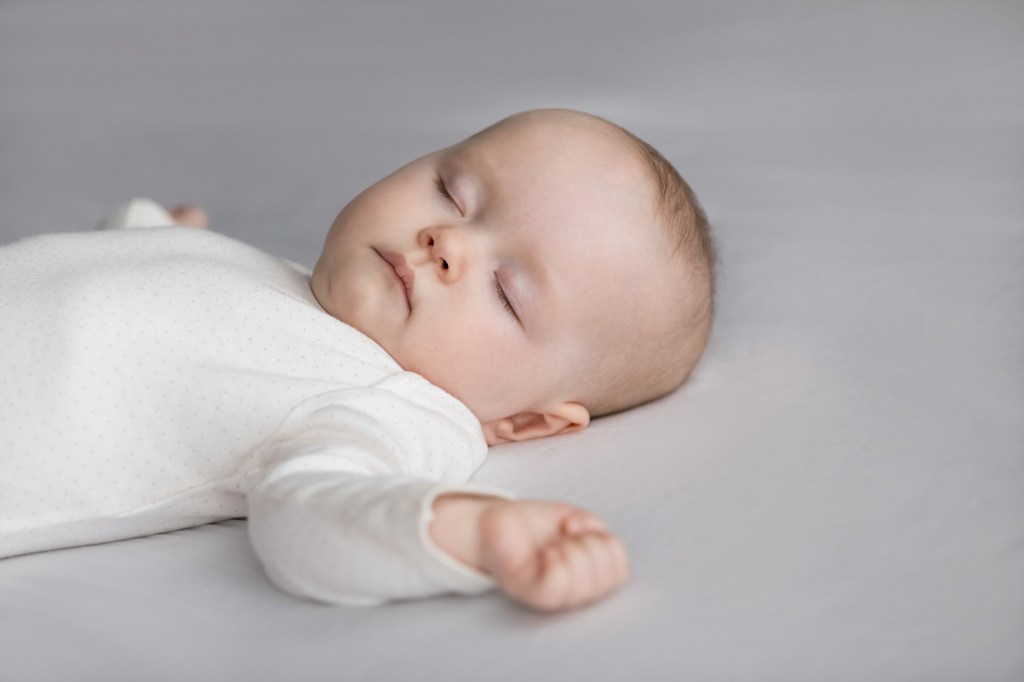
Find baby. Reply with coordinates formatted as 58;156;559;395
0;109;715;612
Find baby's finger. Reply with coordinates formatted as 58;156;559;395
560;536;597;606
502;542;569;612
563;512;608;536
532;543;572;611
569;533;612;601
574;533;625;604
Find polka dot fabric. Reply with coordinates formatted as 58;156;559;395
0;227;508;604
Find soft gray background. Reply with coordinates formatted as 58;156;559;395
1;1;1022;681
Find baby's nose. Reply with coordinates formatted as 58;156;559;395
419;227;464;282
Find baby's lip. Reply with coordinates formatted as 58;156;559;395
375;248;414;312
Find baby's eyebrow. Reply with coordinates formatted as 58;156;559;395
440;147;474;173
437;150;474;202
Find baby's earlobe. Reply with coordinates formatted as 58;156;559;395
481;405;589;446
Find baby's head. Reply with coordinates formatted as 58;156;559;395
312;109;716;445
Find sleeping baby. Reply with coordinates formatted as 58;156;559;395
0;109;715;612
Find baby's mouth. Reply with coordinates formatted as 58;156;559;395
374;248;414;312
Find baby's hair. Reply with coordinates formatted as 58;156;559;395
624;131;716;317
578;116;718;418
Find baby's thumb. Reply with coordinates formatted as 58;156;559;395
562;511;607;536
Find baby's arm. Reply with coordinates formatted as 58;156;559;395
430;494;629;612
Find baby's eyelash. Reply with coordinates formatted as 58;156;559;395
494;275;522;327
434;175;456;206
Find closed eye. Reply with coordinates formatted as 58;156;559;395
495;275;522;328
434;175;461;214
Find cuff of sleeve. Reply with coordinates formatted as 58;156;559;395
416;481;517;595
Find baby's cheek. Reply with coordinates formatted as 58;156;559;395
431;343;496;403
404;316;525;415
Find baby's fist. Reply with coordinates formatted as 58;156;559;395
477;500;629;612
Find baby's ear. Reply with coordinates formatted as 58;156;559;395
481;402;590;446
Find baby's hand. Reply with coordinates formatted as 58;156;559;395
169;205;209;230
477;500;629;612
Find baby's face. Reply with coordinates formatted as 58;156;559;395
311;111;671;443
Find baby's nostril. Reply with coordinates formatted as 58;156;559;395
441;259;449;270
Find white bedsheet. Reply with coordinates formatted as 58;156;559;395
1;1;1021;680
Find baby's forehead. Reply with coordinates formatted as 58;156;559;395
438;119;663;257
468;109;631;147
447;122;652;207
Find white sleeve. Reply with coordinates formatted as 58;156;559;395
245;377;514;606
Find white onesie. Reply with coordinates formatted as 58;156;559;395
0;225;513;606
